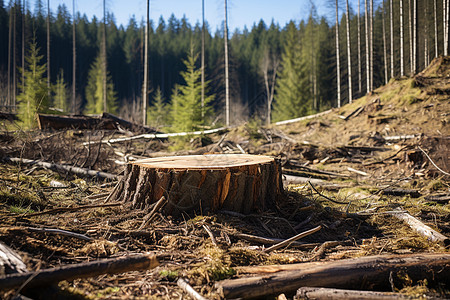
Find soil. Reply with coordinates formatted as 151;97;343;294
0;57;449;299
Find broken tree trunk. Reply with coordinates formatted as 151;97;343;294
109;154;283;215
215;253;450;299
295;287;415;300
0;242;27;276
0;254;158;290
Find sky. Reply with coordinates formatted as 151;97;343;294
27;0;336;32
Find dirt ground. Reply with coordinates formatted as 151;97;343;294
0;57;449;299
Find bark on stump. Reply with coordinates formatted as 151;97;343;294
111;154;283;215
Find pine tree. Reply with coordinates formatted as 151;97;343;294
84;53;117;114
147;86;168;127
272;22;310;122
170;49;213;133
17;39;49;128
53;68;68;112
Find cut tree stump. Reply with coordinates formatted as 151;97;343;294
110;154;283;215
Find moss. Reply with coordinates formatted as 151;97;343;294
159;269;179;282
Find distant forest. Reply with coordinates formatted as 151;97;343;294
0;0;448;127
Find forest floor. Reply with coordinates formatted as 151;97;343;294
0;57;449;299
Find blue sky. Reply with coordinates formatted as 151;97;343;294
27;0;339;32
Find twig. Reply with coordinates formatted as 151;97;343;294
263;225;322;253
202;224;218;247
138;197;168;230
20;202;122;217
177;278;207;300
308;182;350;205
347;167;368;176
418;146;450;176
26;227;93;241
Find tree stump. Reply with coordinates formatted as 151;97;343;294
111;154;283;215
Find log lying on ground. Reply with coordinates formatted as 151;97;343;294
0;242;27;276
109;154;283;215
37;112;158;133
294;287;416;300
388;208;449;246
215;253;450;299
0;253;158;290
3;157;117;180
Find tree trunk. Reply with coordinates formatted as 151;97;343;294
370;0;374;91
142;0;149;125
110;154;283;216
409;0;413;75
295;287;420;300
224;0;230;126
413;0;417;73
435;0;438;57
72;0;76;113
22;0;25;94
400;0;404;77
7;1;12;110
102;0;107;112
382;0;388;84
345;0;352;104
216;253;450;299
201;0;205;121
13;1;16;110
390;0;394;78
365;0;370;92
444;0;448;56
47;0;50;102
357;0;362;94
335;0;341;107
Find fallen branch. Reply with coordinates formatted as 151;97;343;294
82;127;228;146
418;146;450;176
295;287;415;300
0;242;27;276
0;253;159;290
263;225;322;253
20;202;122;218
3;157;118;180
177;278;207;300
388;208;449;245
347;167;368;176
229;232;317;249
215;253;450;299
308;182;350;205
274;109;333;126
26;227;93;242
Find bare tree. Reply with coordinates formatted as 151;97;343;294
345;0;352;103
425;0;429;66
335;0;341;107
365;0;370;92
13;0;16;109
262;50;279;125
390;0;394;78
434;0;438;57
22;0;25;93
47;0;50;101
400;0;404;77
382;0;388;84
224;0;230;125
444;0;448;56
413;0;416;73
142;0;149;125
357;0;362;94
102;0;107;112
370;0;373;90
201;0;205;120
408;0;413;74
7;0;12;110
72;0;76;113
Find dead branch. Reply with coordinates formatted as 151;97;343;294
177;278;208;300
295;287;415;299
0;242;27;276
215;253;450;299
0;253;159;290
26;227;93;241
274;109;333;126
202;224;218;247
388;208;449;245
308;182;350;205
20;202;122;218
138;196;168;230
3;157;118;180
262;225;322;253
229;232;317;249
418;146;450;176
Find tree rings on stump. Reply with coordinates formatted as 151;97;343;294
111;154;283;216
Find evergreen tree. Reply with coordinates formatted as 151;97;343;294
84;53;117;114
272;22;310;122
17;39;48;128
170;49;214;133
147;86;168;127
53;68;68;112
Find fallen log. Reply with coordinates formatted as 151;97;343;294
37;113;158;133
3;157;117;180
274;109;333;126
388;208;449;245
0;253;158;290
381;188;421;198
294;287;415;300
215;253;450;299
0;242;27;276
